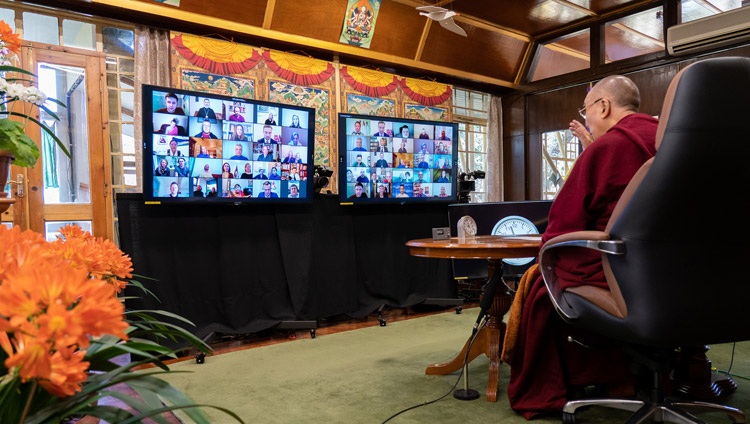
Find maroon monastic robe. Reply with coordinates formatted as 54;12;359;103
507;113;659;419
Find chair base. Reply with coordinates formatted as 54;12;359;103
563;398;745;424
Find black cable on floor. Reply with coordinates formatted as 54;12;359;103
380;315;488;423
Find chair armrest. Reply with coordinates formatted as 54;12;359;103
539;231;624;321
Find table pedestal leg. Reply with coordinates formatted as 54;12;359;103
425;261;511;402
671;345;737;400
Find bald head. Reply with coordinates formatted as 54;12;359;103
584;75;641;140
592;75;640;112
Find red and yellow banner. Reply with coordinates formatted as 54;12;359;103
400;78;452;106
262;50;334;86
340;66;399;97
171;34;261;75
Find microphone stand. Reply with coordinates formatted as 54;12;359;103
454;270;504;401
453;329;481;400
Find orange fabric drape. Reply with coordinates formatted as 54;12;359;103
340;66;399;97
262;50;334;86
171;34;261;75
400;77;452;106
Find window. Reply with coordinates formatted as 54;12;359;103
603;6;664;63
452;88;489;203
680;0;743;23
62;19;96;50
529;29;590;82
103;27;135;247
541;129;580;199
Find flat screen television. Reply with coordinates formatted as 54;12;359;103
337;113;459;204
142;84;315;204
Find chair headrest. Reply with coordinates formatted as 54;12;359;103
655;57;750;151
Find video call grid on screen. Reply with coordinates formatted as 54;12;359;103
143;84;315;203
338;113;459;204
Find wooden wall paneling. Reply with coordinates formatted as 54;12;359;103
502;95;526;137
271;0;349;47
526;131;543;200
501;96;524;200
504;133;527;201
420;28;526;82
527;86;586;135
365;1;425;58
626;63;680;117
173;0;266;27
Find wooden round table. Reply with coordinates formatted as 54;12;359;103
406;234;541;402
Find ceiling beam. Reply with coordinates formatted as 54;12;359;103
415;19;432;61
89;0;515;89
262;0;276;29
391;0;531;41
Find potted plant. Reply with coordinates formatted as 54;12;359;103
0;19;67;202
0;224;244;423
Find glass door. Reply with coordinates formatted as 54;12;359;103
16;47;110;240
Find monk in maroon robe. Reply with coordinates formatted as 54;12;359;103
506;75;658;419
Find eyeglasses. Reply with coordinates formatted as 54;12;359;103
578;98;604;120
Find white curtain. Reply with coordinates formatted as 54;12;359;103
486;95;503;202
134;25;170;192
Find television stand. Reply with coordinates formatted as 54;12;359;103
371;299;464;327
276;320;318;339
420;297;463;314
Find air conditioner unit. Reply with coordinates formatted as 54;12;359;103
667;7;750;55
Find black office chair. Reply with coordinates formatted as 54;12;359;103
539;57;750;423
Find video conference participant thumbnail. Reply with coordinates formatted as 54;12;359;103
153;176;189;198
153;91;186;115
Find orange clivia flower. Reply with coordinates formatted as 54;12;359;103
52;224;134;293
0;19;21;55
4;334;52;383
39;349;89;397
0;224;130;398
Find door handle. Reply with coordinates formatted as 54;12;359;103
16;174;23;197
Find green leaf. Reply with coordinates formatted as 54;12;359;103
0;119;40;167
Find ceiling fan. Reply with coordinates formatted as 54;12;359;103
416;5;467;37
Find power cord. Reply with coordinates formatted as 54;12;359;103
380;314;488;423
717;342;750;381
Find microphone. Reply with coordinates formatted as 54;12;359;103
473;270;504;332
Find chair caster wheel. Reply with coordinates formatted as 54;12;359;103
562;412;576;424
379;319;387;327
310;329;316;338
195;352;206;364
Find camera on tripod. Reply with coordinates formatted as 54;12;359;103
457;170;486;203
313;165;334;194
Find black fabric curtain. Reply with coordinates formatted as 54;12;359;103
117;193;455;339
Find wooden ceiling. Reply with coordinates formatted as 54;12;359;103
42;0;689;94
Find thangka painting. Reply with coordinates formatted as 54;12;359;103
339;0;381;48
404;103;449;122
345;93;395;117
268;80;331;166
179;68;256;99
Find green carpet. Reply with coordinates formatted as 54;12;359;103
158;308;750;423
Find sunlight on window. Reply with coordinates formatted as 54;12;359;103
453;88;489;202
541;129;580;199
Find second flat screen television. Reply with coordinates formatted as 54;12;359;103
143;84;315;204
338;113;459;203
